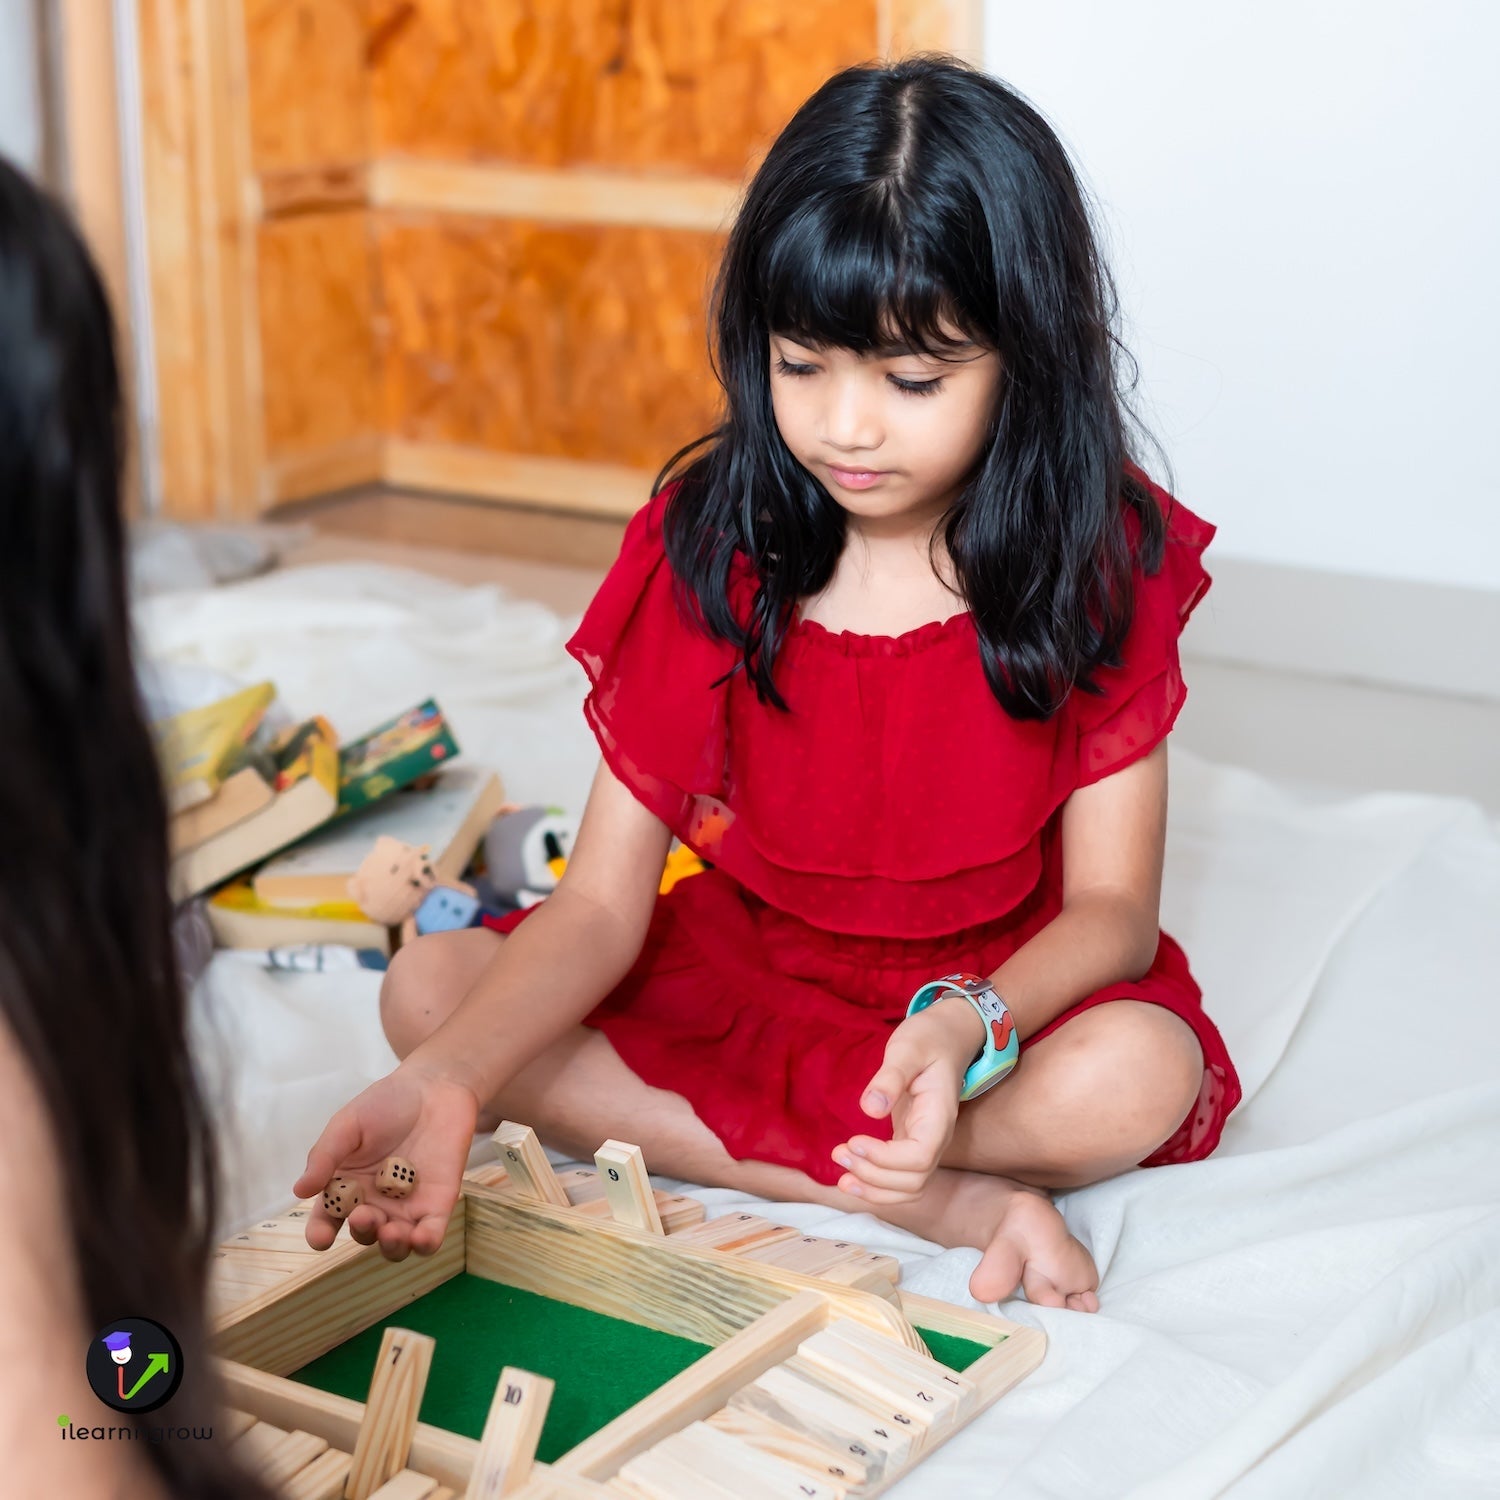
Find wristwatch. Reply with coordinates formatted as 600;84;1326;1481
905;971;1021;1101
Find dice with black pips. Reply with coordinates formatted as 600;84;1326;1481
376;1156;417;1199
322;1176;362;1219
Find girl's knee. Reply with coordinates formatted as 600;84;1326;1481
1049;1001;1204;1151
379;928;503;1059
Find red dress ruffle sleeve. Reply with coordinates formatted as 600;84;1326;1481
489;476;1241;1186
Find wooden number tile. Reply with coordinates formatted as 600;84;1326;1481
594;1141;664;1234
796;1326;970;1436
737;1236;887;1281
465;1162;514;1191
229;1419;288;1470
557;1167;606;1205
653;1191;706;1233
729;1362;917;1480
800;1319;977;1429
783;1357;928;1458
220;1407;258;1443
616;1442;747;1500
221;1208;323;1252
246;1427;329;1488
656;1421;851;1499
668;1214;801;1255
367;1472;440;1499
492;1123;572;1208
465;1366;554;1499
346;1327;438;1500
283;1448;354;1500
706;1406;870;1494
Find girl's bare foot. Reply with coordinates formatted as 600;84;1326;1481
873;1166;1100;1311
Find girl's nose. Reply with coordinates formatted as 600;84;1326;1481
820;376;884;454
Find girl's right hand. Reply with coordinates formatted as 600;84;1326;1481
292;1061;480;1262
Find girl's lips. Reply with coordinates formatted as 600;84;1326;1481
827;464;889;491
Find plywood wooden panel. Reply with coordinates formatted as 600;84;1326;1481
377;213;721;468
367;0;879;177
258;211;379;461
244;0;370;173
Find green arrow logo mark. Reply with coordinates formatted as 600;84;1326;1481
123;1352;170;1401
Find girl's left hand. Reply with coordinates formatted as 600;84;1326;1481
831;1002;985;1204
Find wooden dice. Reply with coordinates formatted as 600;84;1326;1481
322;1177;362;1219
376;1156;417;1199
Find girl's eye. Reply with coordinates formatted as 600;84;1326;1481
775;355;817;378
890;375;945;397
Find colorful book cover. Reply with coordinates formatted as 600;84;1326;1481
155;681;276;813
336;699;460;813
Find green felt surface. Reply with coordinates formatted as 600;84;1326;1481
289;1273;993;1461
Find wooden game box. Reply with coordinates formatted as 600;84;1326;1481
210;1125;1046;1499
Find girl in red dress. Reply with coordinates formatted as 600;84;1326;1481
298;55;1241;1312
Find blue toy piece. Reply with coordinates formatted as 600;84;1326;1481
414;884;483;935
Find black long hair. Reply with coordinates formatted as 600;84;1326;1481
0;159;273;1497
658;53;1171;718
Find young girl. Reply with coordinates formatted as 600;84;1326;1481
296;54;1242;1312
0;159;274;1495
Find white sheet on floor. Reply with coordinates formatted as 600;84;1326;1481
139;562;1500;1500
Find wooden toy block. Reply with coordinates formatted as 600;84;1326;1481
465;1162;513;1192
593;1142;665;1234
210;1122;1044;1499
667;1215;801;1256
704;1405;870;1492
797;1319;977;1432
491;1123;571;1208
736;1236;891;1284
465;1367;554;1499
367;1472;440;1499
283;1448;353;1500
347;1327;438;1499
651;1421;850;1499
223;1407;259;1442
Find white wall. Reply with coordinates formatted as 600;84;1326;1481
0;2;42;173
983;2;1500;593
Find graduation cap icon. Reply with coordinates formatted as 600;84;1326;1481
102;1331;132;1352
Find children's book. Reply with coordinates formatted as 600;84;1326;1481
156;681;275;813
205;876;391;957
252;763;506;909
337;699;461;814
168;762;275;857
169;717;339;901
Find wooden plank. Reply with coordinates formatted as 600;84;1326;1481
728;1365;914;1483
382;444;654;522
375;216;720;470
221;1407;258;1442
782;1356;928;1458
244;1427;330;1488
283;1447;355;1500
465;1367;554;1499
593;1142;664;1235
213;1199;465;1375
667;1215;799;1255
258;160;371;218
364;0;881;178
369;1472;441;1500
704;1407;869;1493
217;1360;479;1494
462;1194;925;1352
491;1123;571;1208
650;1423;849;1500
796;1323;972;1435
268;433;386;504
555;1293;830;1483
371;160;740;234
347;1328;438;1500
737;1237;888;1282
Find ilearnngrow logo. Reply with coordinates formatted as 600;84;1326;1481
65;1316;210;1441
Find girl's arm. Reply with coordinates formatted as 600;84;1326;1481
405;757;673;1108
988;739;1168;1037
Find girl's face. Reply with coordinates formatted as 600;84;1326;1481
768;328;1002;531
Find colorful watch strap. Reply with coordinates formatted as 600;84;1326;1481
905;971;1020;1101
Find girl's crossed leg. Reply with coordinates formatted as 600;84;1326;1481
381;928;1203;1312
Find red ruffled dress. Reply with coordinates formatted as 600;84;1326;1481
490;475;1241;1188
